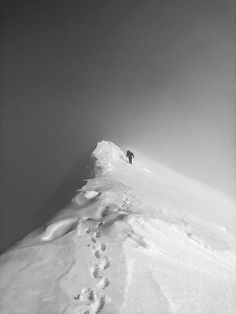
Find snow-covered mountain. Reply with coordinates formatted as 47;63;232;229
0;141;236;314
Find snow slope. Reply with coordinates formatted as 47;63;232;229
0;140;236;314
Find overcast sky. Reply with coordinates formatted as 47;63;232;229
1;0;235;251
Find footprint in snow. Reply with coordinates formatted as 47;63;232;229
91;295;107;313
97;277;110;290
93;249;101;259
93;230;100;238
91;237;97;243
90;265;101;278
96;221;104;228
77;289;107;313
98;242;106;251
80;287;95;305
99;256;110;270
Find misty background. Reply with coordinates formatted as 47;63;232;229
1;0;235;252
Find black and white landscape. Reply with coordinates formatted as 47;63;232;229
1;1;235;313
0;141;235;314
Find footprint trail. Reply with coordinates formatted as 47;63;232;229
73;183;133;313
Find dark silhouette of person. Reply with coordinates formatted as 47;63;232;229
126;150;134;164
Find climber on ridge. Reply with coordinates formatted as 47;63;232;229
126;150;134;164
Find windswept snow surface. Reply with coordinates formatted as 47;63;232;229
0;140;236;314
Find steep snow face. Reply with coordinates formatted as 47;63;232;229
92;141;236;236
0;141;236;314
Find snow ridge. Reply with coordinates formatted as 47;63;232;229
0;141;236;314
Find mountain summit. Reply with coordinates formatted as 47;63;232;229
0;141;236;314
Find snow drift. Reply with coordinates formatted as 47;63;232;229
0;140;235;314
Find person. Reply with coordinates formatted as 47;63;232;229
126;150;134;164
